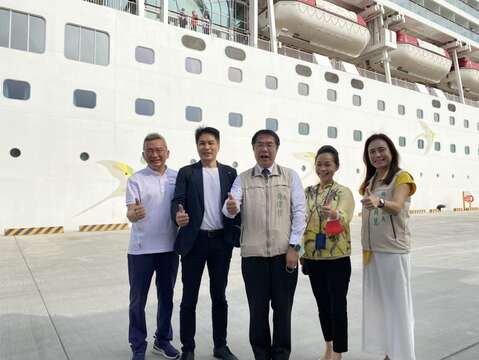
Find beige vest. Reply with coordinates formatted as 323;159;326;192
239;165;293;257
361;171;412;253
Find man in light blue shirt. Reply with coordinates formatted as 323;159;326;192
126;133;180;360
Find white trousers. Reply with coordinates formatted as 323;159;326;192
362;252;416;360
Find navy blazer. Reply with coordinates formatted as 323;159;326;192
171;161;240;256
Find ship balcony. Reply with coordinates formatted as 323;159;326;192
81;0;479;107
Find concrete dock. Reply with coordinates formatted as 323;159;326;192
1;213;478;360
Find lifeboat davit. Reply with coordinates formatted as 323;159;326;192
370;31;451;84
258;0;370;58
441;57;479;100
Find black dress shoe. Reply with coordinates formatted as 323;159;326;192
180;351;194;360
213;345;239;360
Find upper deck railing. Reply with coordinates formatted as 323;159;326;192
83;0;479;107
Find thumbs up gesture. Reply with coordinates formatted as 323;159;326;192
361;188;379;209
226;192;239;216
176;204;190;227
132;198;146;222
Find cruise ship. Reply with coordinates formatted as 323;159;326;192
0;0;478;233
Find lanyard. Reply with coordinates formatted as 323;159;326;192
306;183;334;233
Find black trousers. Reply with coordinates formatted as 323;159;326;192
180;231;233;352
242;255;298;360
305;257;351;353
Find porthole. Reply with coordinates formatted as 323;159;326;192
298;82;309;96
377;100;385;111
135;46;155;64
434;113;440;122
398;104;405;115
351;79;364;89
10;148;21;158
298;122;310;135
181;35;206;51
190;158;196;164
356;168;360;174
436;173;440;178
452;174;455;179
417;109;424;119
324;72;339;83
225;46;246;61
265;118;278;131
232;161;238;168
353;94;361;106
327;89;337;102
301;165;306;172
265;75;278;90
80;152;90;161
449;116;455;126
228;67;242;82
432;99;441;108
448;103;456;112
420;172;423;177
296;64;312;77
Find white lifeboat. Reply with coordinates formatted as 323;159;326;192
442;57;479;100
370;31;451;84
258;0;370;58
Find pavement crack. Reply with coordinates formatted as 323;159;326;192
439;340;479;360
14;236;72;360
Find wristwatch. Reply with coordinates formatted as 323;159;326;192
378;198;385;208
289;244;301;252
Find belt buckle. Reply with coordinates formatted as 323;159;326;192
207;230;215;238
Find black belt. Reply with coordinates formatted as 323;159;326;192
199;229;224;238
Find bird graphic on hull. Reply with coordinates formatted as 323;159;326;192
293;151;316;181
415;121;436;154
75;160;134;216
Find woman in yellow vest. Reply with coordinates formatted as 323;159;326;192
360;133;417;360
301;145;355;360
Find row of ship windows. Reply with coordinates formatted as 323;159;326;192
5;147;475;181
3;81;478;156
2;7;473;126
4;77;479;134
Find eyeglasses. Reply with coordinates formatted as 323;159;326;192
254;142;276;150
144;148;167;155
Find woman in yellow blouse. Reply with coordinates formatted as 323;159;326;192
360;133;417;360
301;145;355;360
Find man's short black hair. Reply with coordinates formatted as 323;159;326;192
195;126;220;144
251;129;280;147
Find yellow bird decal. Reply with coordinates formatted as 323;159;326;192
415;121;437;154
75;160;134;216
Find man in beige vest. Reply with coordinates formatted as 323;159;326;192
222;129;306;360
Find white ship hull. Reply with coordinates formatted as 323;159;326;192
1;0;478;232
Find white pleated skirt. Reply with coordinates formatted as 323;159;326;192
362;252;416;360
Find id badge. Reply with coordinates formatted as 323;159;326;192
315;233;326;250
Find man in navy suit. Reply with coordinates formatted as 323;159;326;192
171;127;239;360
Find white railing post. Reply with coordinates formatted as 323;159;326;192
266;0;277;53
452;49;465;104
160;0;168;23
383;49;392;84
249;0;258;47
138;0;145;17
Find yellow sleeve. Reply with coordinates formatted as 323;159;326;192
336;186;355;224
395;171;416;196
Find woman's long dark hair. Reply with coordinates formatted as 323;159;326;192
359;133;401;195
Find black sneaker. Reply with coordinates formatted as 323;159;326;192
213;345;239;360
152;341;180;359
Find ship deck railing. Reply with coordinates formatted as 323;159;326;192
84;0;137;15
83;0;479;108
